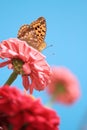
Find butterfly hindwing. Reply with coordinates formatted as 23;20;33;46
18;25;39;49
17;17;46;51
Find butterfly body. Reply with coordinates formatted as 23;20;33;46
17;17;46;51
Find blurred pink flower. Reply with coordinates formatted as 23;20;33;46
0;86;60;130
47;66;80;105
0;38;50;94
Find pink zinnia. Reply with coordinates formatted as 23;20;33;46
0;86;60;130
47;66;80;105
0;38;50;94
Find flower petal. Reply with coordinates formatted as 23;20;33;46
0;60;11;68
47;66;80;105
22;75;30;90
0;86;60;130
0;38;51;93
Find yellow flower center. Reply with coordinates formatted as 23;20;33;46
52;82;67;101
12;58;24;75
55;82;66;94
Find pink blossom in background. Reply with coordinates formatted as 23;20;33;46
0;86;60;130
0;38;50;94
47;66;80;105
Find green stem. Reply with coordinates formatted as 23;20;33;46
45;100;54;108
4;71;18;86
45;96;56;108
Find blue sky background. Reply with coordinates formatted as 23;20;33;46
0;0;87;130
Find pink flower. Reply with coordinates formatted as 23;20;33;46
0;38;50;94
0;86;60;130
47;66;80;105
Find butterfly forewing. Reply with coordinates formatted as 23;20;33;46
18;25;29;38
17;17;46;51
30;17;46;42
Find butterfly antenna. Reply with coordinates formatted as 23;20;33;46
44;44;55;55
45;44;53;50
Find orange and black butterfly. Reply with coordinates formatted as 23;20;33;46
17;17;46;51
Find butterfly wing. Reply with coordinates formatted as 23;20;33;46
17;24;29;38
17;17;46;51
38;42;46;51
30;17;46;51
30;17;46;42
18;25;40;49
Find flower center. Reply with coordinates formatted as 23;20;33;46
51;81;67;101
55;82;66;94
52;81;67;98
12;58;24;75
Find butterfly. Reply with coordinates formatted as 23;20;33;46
17;17;46;51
